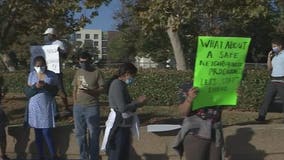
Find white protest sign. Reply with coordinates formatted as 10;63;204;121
30;45;60;73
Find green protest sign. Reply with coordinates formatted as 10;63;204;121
192;36;251;110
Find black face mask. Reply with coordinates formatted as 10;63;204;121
79;61;91;70
44;35;53;44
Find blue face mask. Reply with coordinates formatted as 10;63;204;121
125;77;135;85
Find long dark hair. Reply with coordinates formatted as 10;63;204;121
106;63;138;94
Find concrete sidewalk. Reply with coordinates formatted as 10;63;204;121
4;123;284;160
223;124;284;160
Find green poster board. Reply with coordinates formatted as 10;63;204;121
192;36;251;110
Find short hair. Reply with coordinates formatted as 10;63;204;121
271;37;284;46
79;51;91;60
33;56;46;66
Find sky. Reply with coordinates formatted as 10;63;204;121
84;0;121;31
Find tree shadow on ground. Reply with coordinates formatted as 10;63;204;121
129;145;142;160
53;125;74;159
8;126;31;160
223;117;284;128
8;125;73;160
225;127;266;160
143;153;169;160
129;145;170;160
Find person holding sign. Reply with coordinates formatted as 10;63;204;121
26;56;59;160
173;82;224;160
43;27;71;116
256;38;284;122
72;52;105;160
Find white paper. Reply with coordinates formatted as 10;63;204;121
30;45;60;73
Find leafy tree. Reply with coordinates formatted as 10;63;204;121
0;0;110;71
136;0;271;70
136;30;172;65
107;0;140;62
107;33;136;62
109;0;172;66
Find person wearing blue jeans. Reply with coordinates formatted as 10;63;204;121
73;105;100;159
72;52;105;160
34;128;56;159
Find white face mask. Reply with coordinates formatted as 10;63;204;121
34;66;46;73
272;47;280;53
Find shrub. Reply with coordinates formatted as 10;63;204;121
1;68;269;109
238;68;269;109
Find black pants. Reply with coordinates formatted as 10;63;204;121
183;134;221;160
56;73;67;97
259;81;284;117
108;127;131;160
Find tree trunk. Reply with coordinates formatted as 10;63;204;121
166;17;187;71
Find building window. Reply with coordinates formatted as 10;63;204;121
76;34;81;39
102;54;108;60
102;48;107;53
94;34;98;39
83;39;94;48
102;41;108;48
94;41;99;46
102;32;108;40
85;34;90;39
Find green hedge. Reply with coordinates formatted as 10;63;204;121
2;68;269;109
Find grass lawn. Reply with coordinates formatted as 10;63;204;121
2;94;283;127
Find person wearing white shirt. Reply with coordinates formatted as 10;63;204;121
43;27;71;115
256;37;284;122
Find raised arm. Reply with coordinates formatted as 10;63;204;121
267;51;273;71
178;87;198;117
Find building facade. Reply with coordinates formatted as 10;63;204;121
75;29;119;61
74;29;157;68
